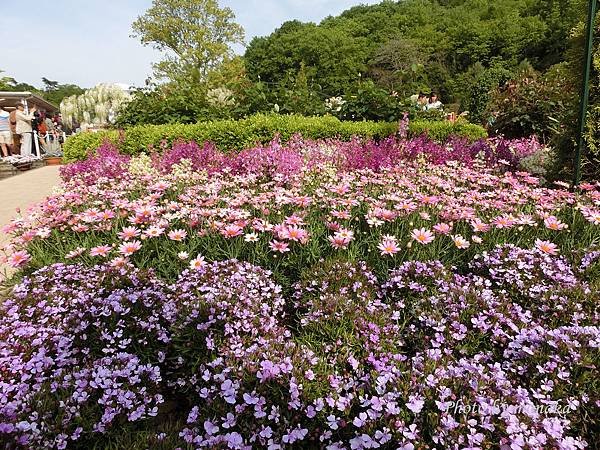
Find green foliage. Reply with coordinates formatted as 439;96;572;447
452;61;514;123
409;119;487;142
338;80;404;122
131;0;244;82
485;64;576;141
64;114;398;161
64;114;488;162
243;0;584;116
63;130;120;161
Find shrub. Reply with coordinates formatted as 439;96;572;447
62;129;120;161
63;114;486;162
63;114;397;162
408;119;487;142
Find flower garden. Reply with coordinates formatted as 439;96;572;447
1;132;599;449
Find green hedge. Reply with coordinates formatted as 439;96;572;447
408;120;488;142
63;114;487;161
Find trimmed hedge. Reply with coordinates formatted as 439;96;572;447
63;114;487;161
409;119;488;142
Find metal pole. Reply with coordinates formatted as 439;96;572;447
574;0;598;186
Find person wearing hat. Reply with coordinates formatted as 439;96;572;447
0;105;12;157
15;103;37;156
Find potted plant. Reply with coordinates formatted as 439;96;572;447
44;147;64;165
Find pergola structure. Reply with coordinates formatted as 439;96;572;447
0;91;58;114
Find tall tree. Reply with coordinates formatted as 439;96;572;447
131;0;245;83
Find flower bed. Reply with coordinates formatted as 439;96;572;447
1;137;599;449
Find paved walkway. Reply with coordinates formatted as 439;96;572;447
1;165;61;280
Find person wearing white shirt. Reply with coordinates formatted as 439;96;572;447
15;103;36;156
425;92;443;111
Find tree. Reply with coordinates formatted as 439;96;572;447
0;70;17;90
131;0;245;83
42;77;59;91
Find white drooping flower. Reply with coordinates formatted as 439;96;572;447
324;96;346;112
206;87;236;107
60;83;131;127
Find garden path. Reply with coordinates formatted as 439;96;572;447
0;165;61;280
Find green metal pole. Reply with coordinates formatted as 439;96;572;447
574;0;598;186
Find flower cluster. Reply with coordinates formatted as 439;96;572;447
1;246;598;448
59;133;546;185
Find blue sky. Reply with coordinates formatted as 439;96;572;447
0;0;380;89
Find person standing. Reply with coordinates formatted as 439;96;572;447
8;108;20;154
15;103;36;156
0;106;12;157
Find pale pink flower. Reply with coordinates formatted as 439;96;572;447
168;229;187;241
190;255;207;270
118;240;142;256
90;245;112;257
110;257;128;268
118;226;140;240
244;232;260;242
535;239;559;255
65;247;86;259
493;215;515;229
470;219;490;233
544;216;568;231
270;240;290;253
177;251;189;260
410;228;434;245
144;226;165;238
433;223;452;234
281;225;309;243
8;250;30;268
451;235;470;249
378;237;400;256
221;224;243;238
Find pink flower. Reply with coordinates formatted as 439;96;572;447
544;216;568;231
118;240;142;256
281;225;309;243
144;226;165;238
410;228;434;245
451;235;470;249
8;250;30;268
493;215;515;229
535;239;558;255
90;245;112;257
168;229;187;241
221;224;243;238
378;235;400;255
328;234;349;249
433;222;452;234
471;218;490;233
190;255;207;270
65;247;86;259
110;256;128;268
269;240;290;253
118;226;140;240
